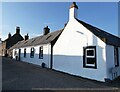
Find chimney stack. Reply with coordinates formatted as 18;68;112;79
24;33;29;40
43;26;50;35
69;2;78;20
16;26;20;34
0;38;1;43
8;33;11;38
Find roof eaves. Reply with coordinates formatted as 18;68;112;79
75;18;120;47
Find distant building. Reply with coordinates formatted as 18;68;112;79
10;26;62;68
0;38;1;43
0;27;24;57
0;38;2;56
10;2;120;82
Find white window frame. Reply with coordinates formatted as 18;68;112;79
83;46;97;69
86;48;95;58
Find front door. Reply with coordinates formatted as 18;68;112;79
18;49;21;61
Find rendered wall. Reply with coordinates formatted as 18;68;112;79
53;18;107;82
106;46;120;80
12;44;51;68
106;45;114;80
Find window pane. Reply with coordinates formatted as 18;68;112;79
30;48;34;58
87;58;95;64
114;47;119;67
39;46;43;59
83;46;97;69
14;51;17;56
86;49;94;56
24;48;26;57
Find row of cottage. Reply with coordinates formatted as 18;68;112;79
9;2;120;82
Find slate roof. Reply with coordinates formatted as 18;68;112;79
76;19;120;47
10;29;63;49
10;19;120;50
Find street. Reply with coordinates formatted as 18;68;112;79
2;57;120;91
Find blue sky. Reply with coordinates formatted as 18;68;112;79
1;2;118;40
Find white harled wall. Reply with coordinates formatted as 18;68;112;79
106;45;114;80
12;44;51;68
106;46;120;80
53;18;107;82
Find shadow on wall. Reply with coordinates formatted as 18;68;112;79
15;50;107;81
15;52;82;70
16;53;50;67
53;53;107;81
53;54;83;74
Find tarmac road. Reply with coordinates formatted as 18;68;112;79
1;57;120;91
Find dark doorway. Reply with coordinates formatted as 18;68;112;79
50;46;53;69
18;49;21;61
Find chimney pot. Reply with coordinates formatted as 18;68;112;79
24;33;29;40
69;2;78;20
70;2;78;9
16;26;20;34
43;26;50;35
8;33;11;38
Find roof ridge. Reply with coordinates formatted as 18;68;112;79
28;28;64;40
75;18;120;46
76;18;120;39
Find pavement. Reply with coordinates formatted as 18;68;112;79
1;56;120;91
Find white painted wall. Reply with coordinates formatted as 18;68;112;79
53;18;107;82
12;44;51;68
106;45;114;80
69;7;78;20
106;46;120;80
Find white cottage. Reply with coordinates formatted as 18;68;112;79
10;2;120;82
10;26;63;68
53;2;120;82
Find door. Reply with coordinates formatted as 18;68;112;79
50;46;53;69
18;49;21;61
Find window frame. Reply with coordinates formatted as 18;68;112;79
86;48;95;58
39;46;43;59
30;47;34;58
14;50;17;56
24;48;26;58
83;46;97;69
114;47;119;67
